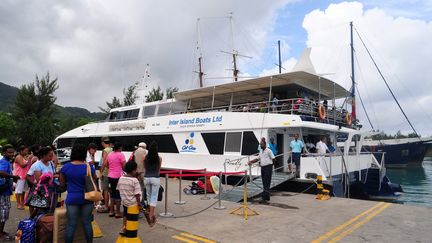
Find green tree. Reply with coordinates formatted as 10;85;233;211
99;83;138;113
99;96;122;114
123;83;139;106
166;87;179;99
0;112;17;145
146;86;164;102
14;73;59;146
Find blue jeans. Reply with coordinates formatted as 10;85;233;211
66;203;93;243
144;177;160;207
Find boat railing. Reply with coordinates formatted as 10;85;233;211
184;98;357;128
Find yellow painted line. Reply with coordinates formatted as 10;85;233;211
311;202;385;243
172;235;199;243
180;232;217;243
328;203;391;242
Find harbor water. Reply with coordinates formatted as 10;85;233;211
386;158;432;207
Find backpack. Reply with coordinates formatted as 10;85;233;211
16;214;44;243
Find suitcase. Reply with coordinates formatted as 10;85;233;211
53;208;86;243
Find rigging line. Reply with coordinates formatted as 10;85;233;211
354;28;420;138
354;51;379;130
355;83;374;130
355;28;432;124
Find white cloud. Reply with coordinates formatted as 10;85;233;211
302;1;432;135
0;0;293;111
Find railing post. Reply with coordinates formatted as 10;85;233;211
201;168;210;200
159;173;173;217
223;163;227;186
175;170;186;205
243;169;248;220
213;172;226;210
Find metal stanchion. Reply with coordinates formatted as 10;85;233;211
213;172;226;210
159;173;173;217
175;170;186;204
201;168;210;200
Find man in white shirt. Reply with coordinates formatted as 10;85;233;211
134;142;147;204
316;137;329;155
248;138;275;202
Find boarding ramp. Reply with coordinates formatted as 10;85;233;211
220;153;296;202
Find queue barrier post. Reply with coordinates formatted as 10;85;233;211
213;172;226;210
201;168;210;200
159;173;173;217
175;170;186;205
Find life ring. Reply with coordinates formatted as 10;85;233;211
345;112;352;126
318;105;326;119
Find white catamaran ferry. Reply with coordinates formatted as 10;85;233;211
53;58;402;199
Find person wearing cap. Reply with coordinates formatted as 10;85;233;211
134;142;147;205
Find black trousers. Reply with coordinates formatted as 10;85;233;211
261;164;273;201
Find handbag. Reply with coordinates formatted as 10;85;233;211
84;163;102;202
158;186;164;201
25;181;52;209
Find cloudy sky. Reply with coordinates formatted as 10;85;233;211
1;0;431;135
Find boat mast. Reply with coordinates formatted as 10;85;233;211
278;40;282;74
195;18;205;87
350;21;356;120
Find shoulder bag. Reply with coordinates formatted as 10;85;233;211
84;163;102;202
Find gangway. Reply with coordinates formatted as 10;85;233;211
220;172;295;202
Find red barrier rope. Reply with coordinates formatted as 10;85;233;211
166;171;246;177
160;168;206;174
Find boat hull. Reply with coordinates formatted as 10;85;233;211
365;141;428;167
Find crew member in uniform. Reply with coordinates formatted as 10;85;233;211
248;139;275;202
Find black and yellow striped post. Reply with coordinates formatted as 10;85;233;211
116;205;142;243
316;175;330;200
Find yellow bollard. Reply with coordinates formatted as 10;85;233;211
92;212;103;238
116;205;142;243
316;175;330;200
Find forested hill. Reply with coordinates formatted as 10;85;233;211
0;81;105;120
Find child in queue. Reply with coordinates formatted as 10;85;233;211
117;161;142;235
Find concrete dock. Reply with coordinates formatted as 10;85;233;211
7;178;432;242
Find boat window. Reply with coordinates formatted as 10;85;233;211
109;112;117;121
171;102;187;114
123;109;139;119
201;133;225;155
143;105;156;118
157;103;171;116
108;134;178;153
225;132;242;153
56;137;76;148
242;131;259;155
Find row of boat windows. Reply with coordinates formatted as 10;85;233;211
56;131;258;155
108;102;187;121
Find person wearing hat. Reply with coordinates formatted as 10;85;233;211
134;142;147;204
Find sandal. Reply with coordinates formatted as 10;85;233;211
97;207;109;213
0;233;13;242
108;213;115;217
149;216;157;228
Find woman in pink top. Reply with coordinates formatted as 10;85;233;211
13;145;31;209
107;142;126;218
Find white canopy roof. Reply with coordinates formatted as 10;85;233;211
174;71;349;102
